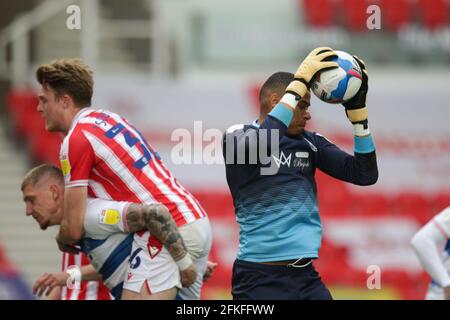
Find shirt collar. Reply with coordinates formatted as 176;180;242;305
251;119;306;139
69;107;95;132
251;119;260;128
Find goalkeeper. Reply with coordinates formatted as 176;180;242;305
222;47;378;300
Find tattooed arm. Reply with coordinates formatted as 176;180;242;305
125;203;197;287
126;203;186;260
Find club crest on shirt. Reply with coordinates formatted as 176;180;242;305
147;235;162;259
272;151;310;171
272;151;292;168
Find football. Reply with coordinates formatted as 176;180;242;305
311;50;363;104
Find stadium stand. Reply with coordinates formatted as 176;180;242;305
1;0;449;300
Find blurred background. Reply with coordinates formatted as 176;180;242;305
0;0;449;300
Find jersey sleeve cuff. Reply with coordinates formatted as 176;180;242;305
65;180;89;188
268;103;294;127
121;202;131;233
354;135;376;154
433;220;450;238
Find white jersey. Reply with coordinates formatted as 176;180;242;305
81;198;131;299
411;206;450;300
81;198;180;299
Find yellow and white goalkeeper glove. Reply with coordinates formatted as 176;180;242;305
281;47;338;109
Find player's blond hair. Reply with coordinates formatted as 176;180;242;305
36;58;93;108
21;164;63;191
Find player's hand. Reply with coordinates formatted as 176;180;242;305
56;235;80;254
180;263;197;287
296;47;339;83
444;285;450;300
343;56;369;123
33;272;68;297
203;261;218;283
285;47;338;103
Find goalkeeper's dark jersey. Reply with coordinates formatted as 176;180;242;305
222;104;378;262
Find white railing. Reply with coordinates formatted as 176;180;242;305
0;0;76;86
0;0;167;87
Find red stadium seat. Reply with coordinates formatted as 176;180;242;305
317;171;352;217
6;88;39;138
31;132;62;165
247;83;261;115
381;271;418;299
418;0;449;30
392;193;430;224
28;114;48;162
401;272;430;300
6;88;63;165
348;193;389;216
192;191;235;219
302;0;335;28
339;0;369;31
380;0;413;31
316;239;350;284
428;193;450;217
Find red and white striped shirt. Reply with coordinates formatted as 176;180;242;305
61;252;111;300
59;108;207;227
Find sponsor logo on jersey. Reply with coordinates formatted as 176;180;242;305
99;209;120;225
60;157;71;177
293;151;310;170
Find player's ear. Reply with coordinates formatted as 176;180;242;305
62;94;71;109
269;92;281;110
49;184;59;201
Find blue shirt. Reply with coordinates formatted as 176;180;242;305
222;104;378;262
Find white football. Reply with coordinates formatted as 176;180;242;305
311;50;363;104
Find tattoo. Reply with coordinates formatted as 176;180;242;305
125;206;145;232
126;203;187;261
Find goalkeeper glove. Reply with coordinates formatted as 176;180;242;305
343;56;370;137
281;47;338;109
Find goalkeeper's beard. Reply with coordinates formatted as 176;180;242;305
286;125;306;137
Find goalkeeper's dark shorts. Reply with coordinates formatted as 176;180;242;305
231;259;332;300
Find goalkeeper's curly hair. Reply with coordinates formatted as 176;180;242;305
36;58;93;108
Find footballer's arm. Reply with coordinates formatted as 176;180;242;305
411;220;450;298
125;203;197;287
125;203;187;261
33;265;102;298
316;134;378;186
78;264;103;281
58;186;87;244
46;287;61;300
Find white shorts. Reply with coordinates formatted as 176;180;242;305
123;232;181;294
123;216;212;299
84;198;181;295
